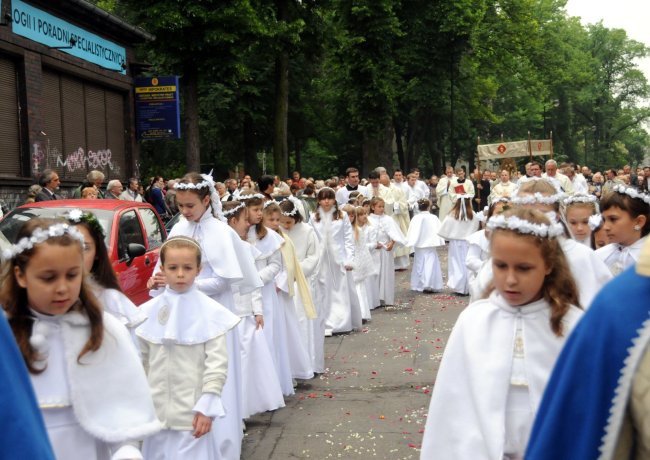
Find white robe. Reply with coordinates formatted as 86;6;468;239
381;183;411;268
352;224;379;320
310;209;355;333
30;311;160;460
435;176;455;222
286;223;324;373
407;213;445;292
368;213;407;305
248;227;295;396
438;215;480;294
421;292;583;459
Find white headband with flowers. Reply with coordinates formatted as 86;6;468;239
611;184;650;205
487;214;565;238
2;223;85;261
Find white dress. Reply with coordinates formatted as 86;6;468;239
276;235;315;380
310;208;355;334
361;224;381;310
248;226;295;396
368;213;407;306
420;292;583;459
465;229;490;300
233;242;285;418
29;310;160;460
406;213;445;292
560;237;613;308
352;224;379;320
438;214;480;294
167;210;263;460
92;284;145;349
286;222;324;373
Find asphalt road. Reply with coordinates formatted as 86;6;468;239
241;247;469;459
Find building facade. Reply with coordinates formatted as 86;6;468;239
0;0;151;209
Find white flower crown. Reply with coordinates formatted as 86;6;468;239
563;194;597;205
281;196;301;217
611;184;650;205
588;213;603;231
222;202;246;218
263;200;275;209
491;196;510;205
511;192;564;205
174;180;211;191
239;193;266;201
486;214;565;238
2;223;85;261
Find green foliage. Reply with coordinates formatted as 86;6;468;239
101;0;650;178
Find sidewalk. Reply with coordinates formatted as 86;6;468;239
242;248;469;459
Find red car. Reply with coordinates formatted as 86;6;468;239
0;199;167;305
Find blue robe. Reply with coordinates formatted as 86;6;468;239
526;266;650;459
0;314;55;459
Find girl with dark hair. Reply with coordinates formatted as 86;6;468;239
310;187;355;335
1;218;159;459
66;209;144;343
148;172;262;460
597;184;650;275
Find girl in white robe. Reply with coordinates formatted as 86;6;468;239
66;209;145;348
421;208;583;459
279;199;325;373
138;236;241;459
438;196;479;295
350;206;377;320
357;208;380;310
243;196;295;396
2;219;160;460
342;204;373;322
406;199;445;292
596;184;650;276
264;202;315;381
368;197;407;306
223;201;285;418
309;187;355;335
561;194;600;248
150;173;263;460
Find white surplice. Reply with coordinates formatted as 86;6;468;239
420;292;583;459
596;236;648;277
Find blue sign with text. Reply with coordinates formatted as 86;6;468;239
135;76;181;140
12;0;126;74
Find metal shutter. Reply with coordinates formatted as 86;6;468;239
0;57;21;176
84;84;109;177
41;70;65;177
61;75;87;181
105;90;126;180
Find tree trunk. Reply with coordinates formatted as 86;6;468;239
394;117;405;170
183;62;200;171
295;138;302;173
362;122;394;175
273;0;290;178
243;115;259;179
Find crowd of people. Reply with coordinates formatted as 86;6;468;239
1;158;650;459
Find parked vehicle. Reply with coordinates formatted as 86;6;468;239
0;199;167;305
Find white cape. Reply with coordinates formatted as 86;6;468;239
406;213;445;248
421;292;582;459
437;215;479;240
560;238;612;308
136;286;240;345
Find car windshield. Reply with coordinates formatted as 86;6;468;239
0;208;113;251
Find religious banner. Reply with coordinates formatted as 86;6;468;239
477;139;552;160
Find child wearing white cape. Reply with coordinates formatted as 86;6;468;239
138;236;241;459
406;199;445;292
438;195;479;295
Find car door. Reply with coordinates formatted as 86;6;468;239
138;206;166;276
113;209;149;305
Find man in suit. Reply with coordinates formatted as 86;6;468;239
35;169;61;201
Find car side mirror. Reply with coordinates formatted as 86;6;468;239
126;243;146;265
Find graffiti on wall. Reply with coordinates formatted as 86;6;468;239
32;142;121;175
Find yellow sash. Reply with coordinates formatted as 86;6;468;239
279;231;317;319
